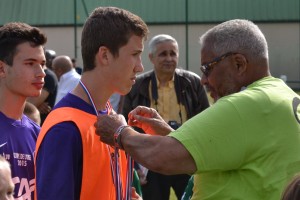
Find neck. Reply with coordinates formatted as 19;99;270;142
72;74;110;111
156;72;174;87
245;66;271;87
0;90;25;120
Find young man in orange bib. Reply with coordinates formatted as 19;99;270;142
35;7;148;200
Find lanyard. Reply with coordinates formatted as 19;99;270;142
79;81;133;200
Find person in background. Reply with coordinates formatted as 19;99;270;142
35;6;148;200
27;49;58;125
44;49;56;70
110;93;124;113
71;58;83;75
24;101;41;125
122;34;209;200
0;22;47;199
52;55;81;105
95;19;300;200
0;156;14;200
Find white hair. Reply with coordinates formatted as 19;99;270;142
199;19;268;61
148;34;178;54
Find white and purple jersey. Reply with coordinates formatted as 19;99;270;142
0;112;39;200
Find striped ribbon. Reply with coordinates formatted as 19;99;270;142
124;155;133;200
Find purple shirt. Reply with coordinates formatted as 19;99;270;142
0;112;39;199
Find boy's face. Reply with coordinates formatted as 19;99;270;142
108;35;144;95
0;164;14;200
0;42;46;98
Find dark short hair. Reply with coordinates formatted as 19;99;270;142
45;49;56;69
0;22;47;65
81;7;148;72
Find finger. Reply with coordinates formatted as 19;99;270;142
133;114;153;124
128;118;138;126
110;109;117;115
150;108;156;117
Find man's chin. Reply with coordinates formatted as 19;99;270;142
210;92;219;103
120;87;132;96
213;96;219;103
30;93;41;97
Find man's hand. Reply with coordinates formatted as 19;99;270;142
128;106;173;136
94;114;127;146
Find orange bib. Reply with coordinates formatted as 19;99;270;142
35;107;128;200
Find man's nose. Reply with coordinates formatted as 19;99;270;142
200;74;208;86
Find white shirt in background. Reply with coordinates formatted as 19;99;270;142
55;69;81;105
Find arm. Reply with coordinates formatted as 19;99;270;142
128;106;173;136
121;128;196;175
28;69;57;113
27;89;51;114
27;89;49;107
94;107;197;175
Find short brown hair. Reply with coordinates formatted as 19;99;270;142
81;7;148;72
0;22;47;65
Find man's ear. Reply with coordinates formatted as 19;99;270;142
148;53;154;64
234;54;247;75
0;60;7;78
97;46;110;65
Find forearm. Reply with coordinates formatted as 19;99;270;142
27;89;49;107
121;128;197;175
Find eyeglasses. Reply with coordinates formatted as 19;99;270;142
200;52;236;77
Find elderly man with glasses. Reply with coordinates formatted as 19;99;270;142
95;19;300;200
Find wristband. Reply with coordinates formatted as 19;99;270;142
114;125;130;149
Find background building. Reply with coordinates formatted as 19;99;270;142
1;0;299;88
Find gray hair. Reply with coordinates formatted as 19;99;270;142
148;34;178;54
199;19;268;61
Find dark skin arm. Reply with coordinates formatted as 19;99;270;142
27;89;51;114
94;106;197;175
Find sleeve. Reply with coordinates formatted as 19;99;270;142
169;100;246;173
36;122;83;200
